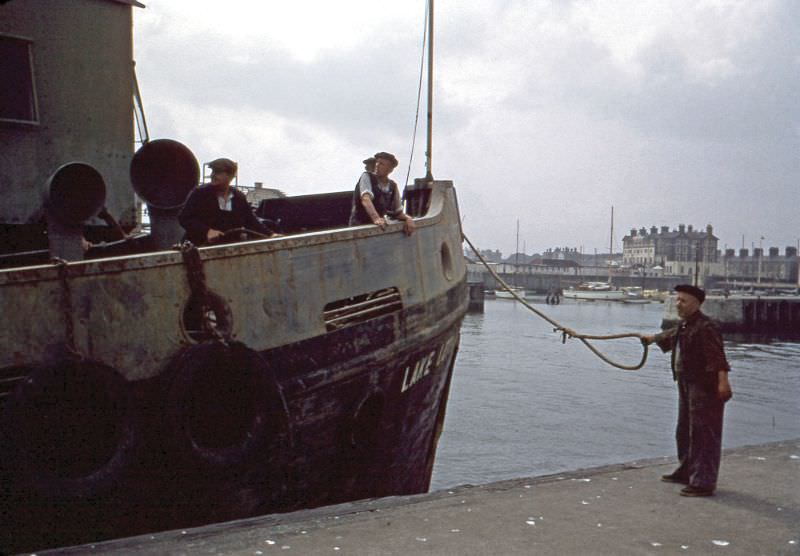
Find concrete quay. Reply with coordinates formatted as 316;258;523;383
661;295;800;333
50;440;799;555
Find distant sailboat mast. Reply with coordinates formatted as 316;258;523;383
609;205;614;285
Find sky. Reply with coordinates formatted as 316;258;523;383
133;0;799;257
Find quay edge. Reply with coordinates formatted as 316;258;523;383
661;294;800;334
49;439;800;555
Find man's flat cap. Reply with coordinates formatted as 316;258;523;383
373;151;398;167
675;284;705;304
208;158;238;174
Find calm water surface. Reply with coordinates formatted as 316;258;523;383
430;299;800;490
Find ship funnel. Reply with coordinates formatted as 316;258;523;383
130;139;199;210
45;162;107;261
131;139;199;248
46;162;107;227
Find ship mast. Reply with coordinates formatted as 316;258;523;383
425;0;434;182
609;205;614;284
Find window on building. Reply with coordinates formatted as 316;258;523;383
0;34;39;125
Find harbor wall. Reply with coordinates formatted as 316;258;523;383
468;264;684;293
661;295;800;333
467;282;484;312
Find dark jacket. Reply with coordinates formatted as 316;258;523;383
349;173;401;226
179;184;270;245
654;310;730;384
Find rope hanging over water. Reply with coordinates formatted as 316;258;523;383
462;233;650;371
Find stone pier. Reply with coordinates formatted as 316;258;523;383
661;295;800;333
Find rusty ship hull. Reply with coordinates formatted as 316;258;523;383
1;2;467;551
0;181;467;552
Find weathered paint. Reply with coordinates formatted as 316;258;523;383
0;181;468;552
0;182;463;377
0;0;139;227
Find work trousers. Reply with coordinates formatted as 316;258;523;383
673;379;725;490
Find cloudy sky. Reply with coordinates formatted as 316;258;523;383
133;0;799;256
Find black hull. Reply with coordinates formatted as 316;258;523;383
0;280;466;552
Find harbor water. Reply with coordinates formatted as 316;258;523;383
431;298;800;490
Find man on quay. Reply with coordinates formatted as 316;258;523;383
349;151;415;236
179;157;273;245
641;284;733;497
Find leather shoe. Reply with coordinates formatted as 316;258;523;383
680;485;714;497
661;473;689;484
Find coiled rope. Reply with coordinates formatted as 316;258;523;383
462;233;649;371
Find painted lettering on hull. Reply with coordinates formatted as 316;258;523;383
400;335;458;393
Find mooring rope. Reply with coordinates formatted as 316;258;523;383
462;233;649;371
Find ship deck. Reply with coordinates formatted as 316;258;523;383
51;439;799;555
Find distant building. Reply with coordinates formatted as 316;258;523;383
478;249;503;263
721;247;798;284
503;252;538;265
622;224;719;274
542;247;582;262
538;258;579;269
240;182;286;206
539;247;621;268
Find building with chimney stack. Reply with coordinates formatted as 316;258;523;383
622;224;719;272
721;247;798;284
623;224;798;284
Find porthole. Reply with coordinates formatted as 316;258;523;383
440;241;454;281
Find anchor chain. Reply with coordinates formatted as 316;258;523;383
462;233;649;371
51;257;80;357
179;242;228;345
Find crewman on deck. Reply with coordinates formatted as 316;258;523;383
179;158;273;245
640;284;733;497
349;151;415;236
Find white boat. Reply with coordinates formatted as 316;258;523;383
564;207;627;301
643;289;669;302
562;282;626;301
495;286;525;299
621;286;651;304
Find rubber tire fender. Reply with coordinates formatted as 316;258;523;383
0;358;137;501
165;341;288;471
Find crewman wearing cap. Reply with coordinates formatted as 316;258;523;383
179;157;273;244
349;151;415;236
641;285;733;497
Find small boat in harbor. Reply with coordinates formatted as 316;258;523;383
643;289;669;303
0;2;466;552
495;286;526;299
621;286;651;304
564;207;625;302
562;282;627;301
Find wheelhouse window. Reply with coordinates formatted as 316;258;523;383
0;34;39;125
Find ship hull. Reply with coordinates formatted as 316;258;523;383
0;181;467;552
2;287;464;550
